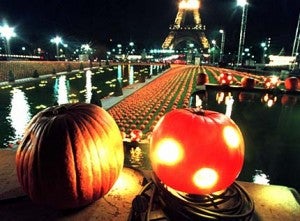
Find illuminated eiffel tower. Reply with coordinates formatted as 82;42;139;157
162;0;209;51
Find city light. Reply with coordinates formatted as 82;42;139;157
0;23;16;57
50;36;63;60
237;0;248;7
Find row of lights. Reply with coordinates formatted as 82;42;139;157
0;22;93;61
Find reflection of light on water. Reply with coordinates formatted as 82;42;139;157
85;70;92;103
262;94;277;108
253;170;270;185
118;65;122;79
129;65;134;85
8;88;31;143
130;147;143;167
54;75;69;104
216;92;225;104
150;65;153;75
225;94;234;118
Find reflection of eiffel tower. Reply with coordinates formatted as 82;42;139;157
162;0;209;51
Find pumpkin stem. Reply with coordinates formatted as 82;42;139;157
43;105;69;117
52;105;68;115
187;107;205;116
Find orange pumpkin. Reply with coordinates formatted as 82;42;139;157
241;77;255;89
16;103;124;209
196;72;209;85
284;77;299;91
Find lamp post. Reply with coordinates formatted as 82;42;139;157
50;36;62;61
219;29;225;62
211;40;216;64
261;42;267;64
0;24;16;59
237;0;248;66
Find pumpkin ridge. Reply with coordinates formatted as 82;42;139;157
81;112;118;193
72;114;103;199
69;106;122;197
64;118;85;207
90;109;124;189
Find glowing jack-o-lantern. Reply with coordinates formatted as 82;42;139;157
16;103;124;209
150;108;245;195
218;72;234;85
130;129;143;142
264;76;280;89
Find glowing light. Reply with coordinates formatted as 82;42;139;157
0;24;16;40
237;0;248;7
193;168;219;189
50;36;62;45
179;0;200;10
223;126;240;149
154;138;184;166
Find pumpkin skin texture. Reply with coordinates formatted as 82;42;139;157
16;103;124;209
150;108;244;195
284;77;299;91
196;73;209;85
241;77;255;89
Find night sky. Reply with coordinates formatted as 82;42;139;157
0;0;299;54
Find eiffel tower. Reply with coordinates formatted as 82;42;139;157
162;0;209;51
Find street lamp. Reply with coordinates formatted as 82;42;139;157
219;29;225;62
50;36;63;60
0;24;16;59
237;0;248;66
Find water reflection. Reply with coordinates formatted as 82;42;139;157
7;88;31;143
54;75;69;104
85;70;92;103
130;147;144;167
129;65;134;85
261;93;277;107
216;91;234;117
225;94;234;118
